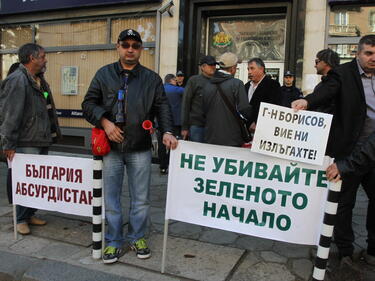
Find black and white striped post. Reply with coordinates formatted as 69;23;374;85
92;155;103;259
312;180;342;281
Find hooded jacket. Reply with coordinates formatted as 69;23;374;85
202;70;252;146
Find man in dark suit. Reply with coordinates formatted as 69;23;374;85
245;58;281;131
292;35;375;266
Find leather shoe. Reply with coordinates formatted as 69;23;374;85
17;223;30;235
28;216;47;226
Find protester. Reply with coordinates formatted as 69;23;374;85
2;62;21;205
82;29;178;264
309;48;340;114
181;55;217;142
280;70;303;107
202;52;252;146
292;35;375;266
176;70;185;87
0;44;61;235
245;58;281;132
157;74;184;174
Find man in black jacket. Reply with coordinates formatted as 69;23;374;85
82;29;177;264
280;70;303;108
292;35;375;264
0;43;61;235
202;52;252;146
245;58;281;131
181;55;217;142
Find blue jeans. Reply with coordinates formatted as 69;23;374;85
16;147;49;223
103;149;151;248
189;125;205;143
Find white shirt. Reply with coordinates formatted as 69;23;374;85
248;74;265;102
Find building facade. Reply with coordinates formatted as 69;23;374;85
0;0;374;149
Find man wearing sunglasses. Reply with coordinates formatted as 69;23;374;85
292;35;375;266
82;29;177;264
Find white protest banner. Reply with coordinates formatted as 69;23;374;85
12;154;93;217
252;103;332;165
165;141;331;245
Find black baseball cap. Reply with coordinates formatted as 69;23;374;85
199;55;217;66
118;29;142;43
284;70;294;77
176;70;184;76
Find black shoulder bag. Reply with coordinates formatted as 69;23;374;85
216;84;251;143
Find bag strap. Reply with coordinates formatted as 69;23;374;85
216;84;246;127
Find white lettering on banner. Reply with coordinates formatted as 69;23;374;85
252;103;333;165
165;141;332;245
12;154;93;217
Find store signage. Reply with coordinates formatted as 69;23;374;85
56;109;84;118
0;0;161;15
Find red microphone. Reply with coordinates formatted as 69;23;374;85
142;120;155;134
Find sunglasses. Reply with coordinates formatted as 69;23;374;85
120;42;142;50
315;59;321;65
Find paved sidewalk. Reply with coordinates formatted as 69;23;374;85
0;152;374;281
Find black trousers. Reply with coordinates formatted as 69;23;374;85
334;168;375;256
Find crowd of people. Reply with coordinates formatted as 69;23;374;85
1;27;375;268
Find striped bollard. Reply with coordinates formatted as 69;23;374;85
312;180;342;281
92;155;103;259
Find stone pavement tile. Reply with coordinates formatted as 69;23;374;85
199;229;239;245
9;236;52;255
0;250;37;281
231;256;295;281
169;222;203;239
260;251;287;263
272;241;311;258
29;214;92;246
0;212;13;232
234;235;274;251
70;248;184;281
119;233;245;281
35;241;86;261
0;229;20;249
291;258;313;281
0;206;12;217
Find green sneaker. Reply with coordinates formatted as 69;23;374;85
102;246;123;264
131;238;151;259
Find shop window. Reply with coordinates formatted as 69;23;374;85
35;20;107;47
111;16;156;43
1;25;33;50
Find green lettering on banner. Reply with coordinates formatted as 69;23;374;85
194;155;206;171
276;215;291;231
232;207;245;222
203;201;216;217
212;157;224;173
206;179;217;195
292;193;308;210
180;153;193;169
268;165;283;182
285;166;300;184
317;170;328;188
193;177;204;193
239;160;253;177
224;159;237;175
254;163;268;179
245;209;259;225
217;204;230;220
301;168;316;186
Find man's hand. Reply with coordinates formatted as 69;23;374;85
181;130;189;140
249;122;256;133
100;117;124;143
326;163;341;182
163;133;178;150
291;99;308;112
4;150;15;161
